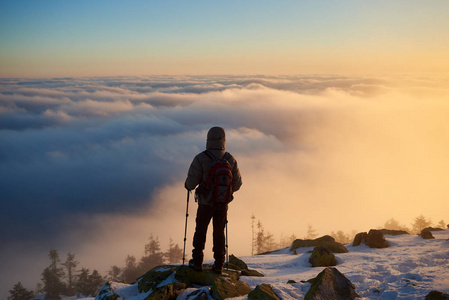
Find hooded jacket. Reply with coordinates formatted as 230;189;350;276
185;127;242;203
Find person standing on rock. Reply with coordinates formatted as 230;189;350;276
185;126;242;274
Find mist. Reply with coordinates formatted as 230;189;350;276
1;75;448;296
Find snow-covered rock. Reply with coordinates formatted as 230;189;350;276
75;229;449;299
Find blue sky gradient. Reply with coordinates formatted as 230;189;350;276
2;0;448;76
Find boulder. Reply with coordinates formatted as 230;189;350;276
425;290;449;300
139;265;252;300
352;232;368;247
228;254;248;270
305;267;359;300
145;282;186;300
209;276;252;299
352;230;389;248
290;235;348;253
421;230;435;239
366;229;389;248
315;235;336;243
380;229;409;236
248;284;281;300
175;265;238;286
224;255;264;277
138;265;178;293
309;246;337;267
175;266;251;299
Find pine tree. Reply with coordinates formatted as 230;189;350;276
8;282;34;300
438;220;446;229
306;225;318;239
63;252;78;296
335;231;350;244
255;221;265;254
108;265;122;282
121;255;140;283
264;231;277;252
75;268;91;297
140;235;164;273
42;249;66;300
89;270;105;294
251;214;256;255
384;218;409;232
255;220;278;253
411;215;432;234
75;268;88;296
279;234;297;248
330;231;349;244
35;283;43;296
144;234;162;256
165;238;183;264
42;268;65;300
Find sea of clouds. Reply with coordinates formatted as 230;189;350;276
1;75;448;295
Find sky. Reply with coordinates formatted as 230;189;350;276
1;0;449;298
1;0;449;77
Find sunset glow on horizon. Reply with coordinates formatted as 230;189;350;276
1;0;449;77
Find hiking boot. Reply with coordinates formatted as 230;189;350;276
188;259;203;271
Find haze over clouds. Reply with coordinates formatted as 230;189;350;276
1;75;449;295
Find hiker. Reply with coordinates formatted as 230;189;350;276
185;126;242;273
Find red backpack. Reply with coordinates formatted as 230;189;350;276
204;150;233;204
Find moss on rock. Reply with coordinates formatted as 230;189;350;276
210;276;252;299
144;282;186;300
138;265;178;293
138;264;253;299
309;246;337;267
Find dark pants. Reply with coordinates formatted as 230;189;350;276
192;203;228;268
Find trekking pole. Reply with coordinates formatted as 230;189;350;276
225;219;229;270
182;190;190;265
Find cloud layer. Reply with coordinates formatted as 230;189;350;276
1;75;449;295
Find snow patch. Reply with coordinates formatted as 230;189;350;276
72;229;449;299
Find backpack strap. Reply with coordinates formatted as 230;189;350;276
204;150;216;161
204;150;230;161
222;152;230;161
